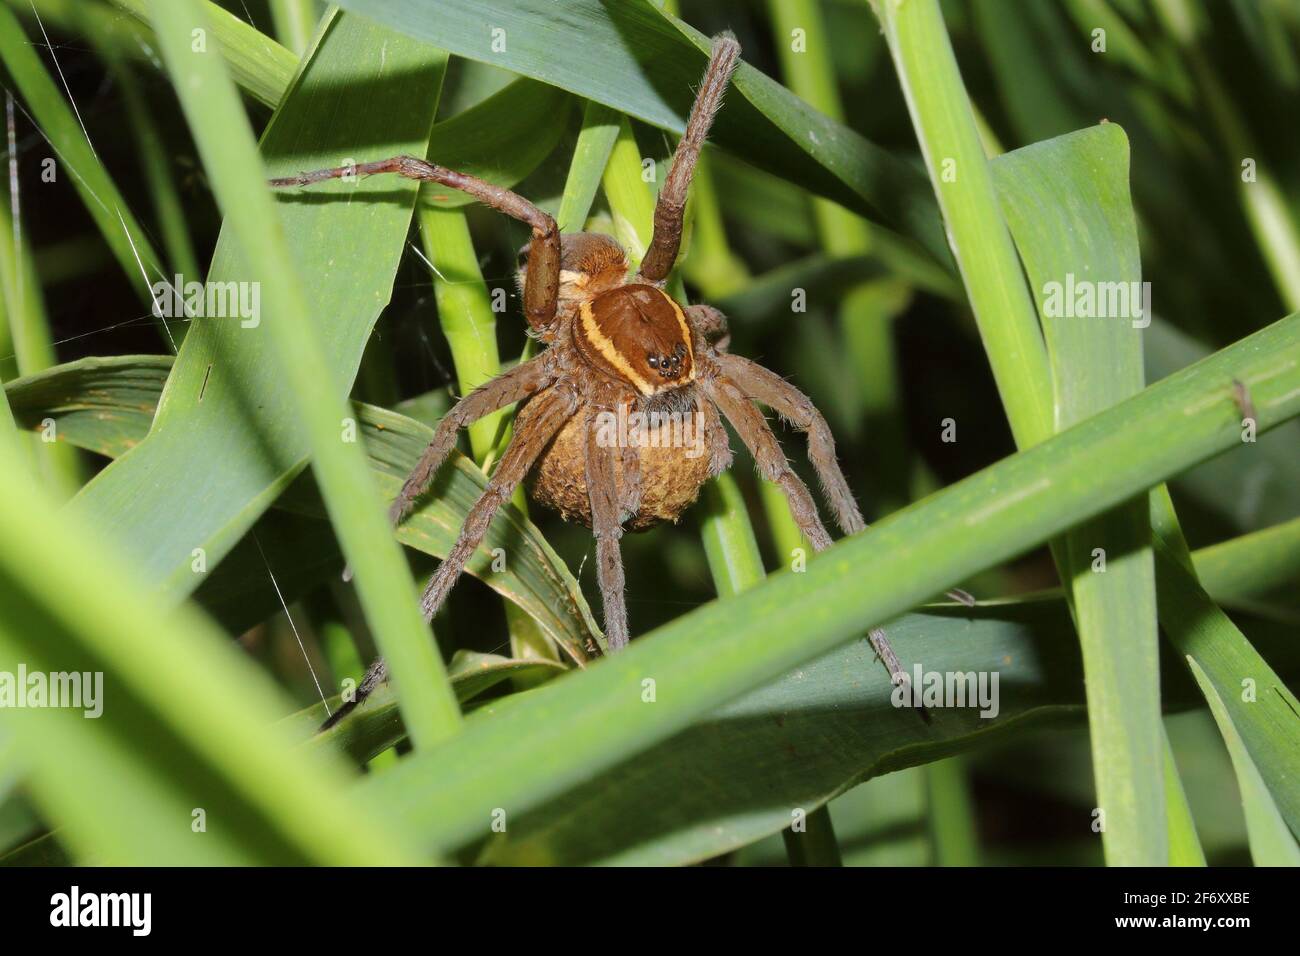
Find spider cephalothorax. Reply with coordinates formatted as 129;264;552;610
271;34;947;729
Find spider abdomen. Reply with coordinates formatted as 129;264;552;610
525;394;715;532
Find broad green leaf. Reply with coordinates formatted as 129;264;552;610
481;603;1081;866
355;311;1300;856
420;80;572;210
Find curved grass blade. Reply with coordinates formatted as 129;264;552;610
107;0;297;108
1187;658;1300;866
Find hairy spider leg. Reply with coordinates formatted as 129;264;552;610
270;155;561;335
638;33;741;283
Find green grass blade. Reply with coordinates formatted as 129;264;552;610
871;0;1053;449
356;311;1300;854
270;0;320;55
1192;516;1300;615
1163;731;1207;866
0;465;415;864
1151;487;1300;842
924;759;981;866
0;4;171;341
108;0;296;108
143;1;459;748
991;123;1166;862
1186;658;1300;866
557;101;620;233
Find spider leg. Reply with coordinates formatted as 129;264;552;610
698;390;733;477
389;353;554;528
703;376;831;551
702;374;915;696
714;351;975;607
638;34;741;283
586;409;631;651
685;303;731;352
418;385;578;620
714;352;863;536
269;155;560;334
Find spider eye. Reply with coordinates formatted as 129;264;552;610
647;355;659;368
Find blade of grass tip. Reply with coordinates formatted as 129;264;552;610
992;124;1166;862
0;144;81;496
108;0;297;109
924;758;980;866
1186;657;1300;866
0;3;176;349
1150;484;1300;840
269;0;319;55
145;0;460;749
356;312;1300;855
1153;0;1300;312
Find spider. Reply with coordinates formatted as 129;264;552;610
271;34;967;729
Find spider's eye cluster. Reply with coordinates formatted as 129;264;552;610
647;343;688;378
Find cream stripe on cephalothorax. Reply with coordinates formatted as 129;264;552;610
577;291;695;396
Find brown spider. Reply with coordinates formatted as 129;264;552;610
272;35;966;729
